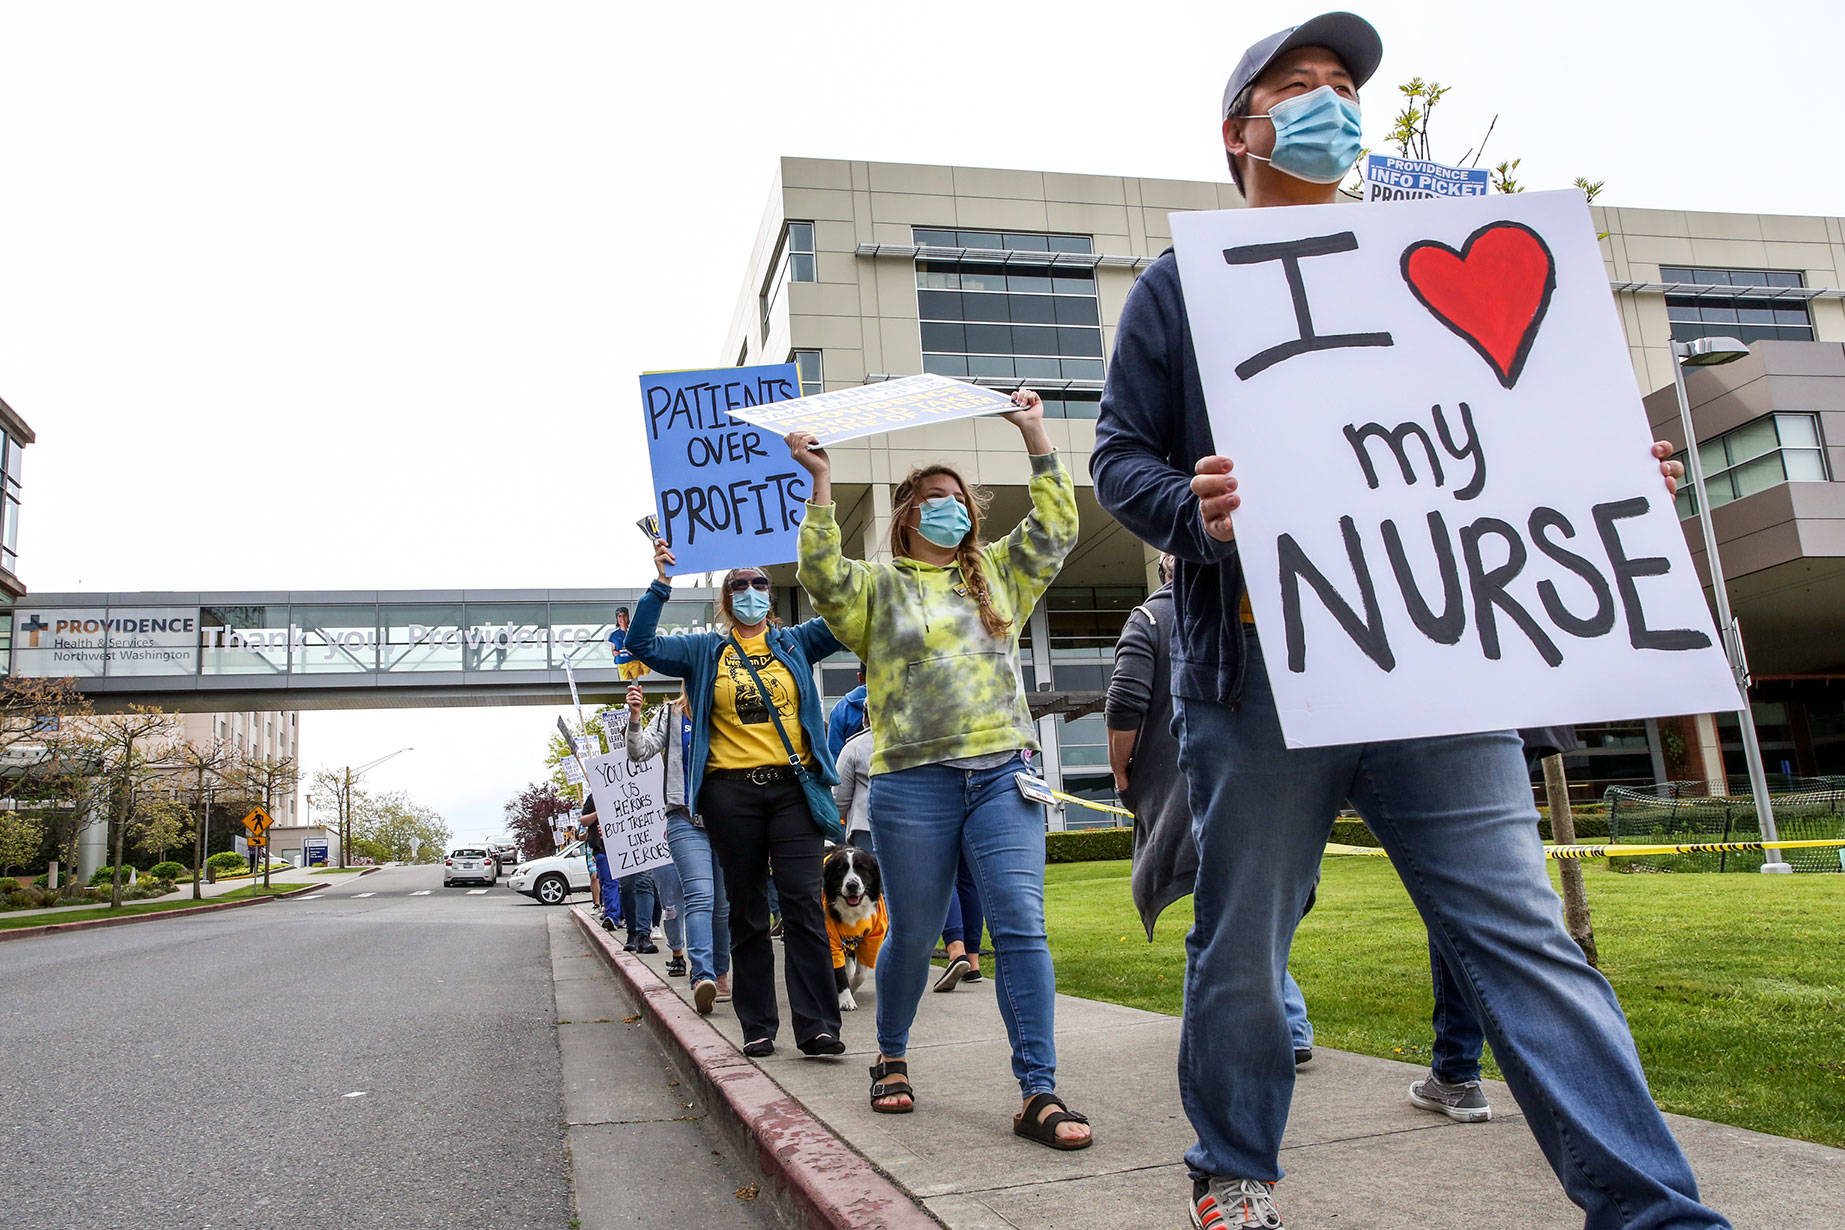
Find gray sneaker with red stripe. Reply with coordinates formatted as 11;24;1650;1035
1192;1177;1284;1229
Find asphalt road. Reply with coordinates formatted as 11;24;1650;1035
0;863;780;1229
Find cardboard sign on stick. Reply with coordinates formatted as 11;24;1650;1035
639;364;806;576
582;751;672;876
727;373;1016;446
1169;190;1738;748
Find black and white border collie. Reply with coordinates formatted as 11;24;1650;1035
822;844;884;1012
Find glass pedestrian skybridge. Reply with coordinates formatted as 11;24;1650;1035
2;589;721;711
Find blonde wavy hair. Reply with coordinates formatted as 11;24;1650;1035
890;464;1010;640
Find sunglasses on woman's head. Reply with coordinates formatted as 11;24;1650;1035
727;576;771;593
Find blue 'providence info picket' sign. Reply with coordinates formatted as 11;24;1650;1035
638;363;805;577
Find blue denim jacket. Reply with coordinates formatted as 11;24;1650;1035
625;578;847;809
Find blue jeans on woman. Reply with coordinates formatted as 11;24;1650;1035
1430;942;1485;1084
869;753;1056;1097
592;850;621;924
1175;629;1723;1228
653;858;685;953
665;812;730;985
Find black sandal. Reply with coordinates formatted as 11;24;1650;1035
1013;1092;1092;1150
869;1059;915;1114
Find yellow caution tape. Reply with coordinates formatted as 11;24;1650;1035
1324;838;1845;861
1048;789;1135;818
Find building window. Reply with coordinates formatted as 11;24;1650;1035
0;428;20;576
914;229;1105;407
1660;267;1814;345
1676;413;1829;516
792;350;824;396
760;221;817;339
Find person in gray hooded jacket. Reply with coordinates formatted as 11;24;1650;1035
627;682;731;1014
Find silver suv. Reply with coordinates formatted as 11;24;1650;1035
443;847;498;887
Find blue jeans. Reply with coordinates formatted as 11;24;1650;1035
939;854;985;954
1175;629;1723;1228
619;872;656;947
592;850;621;922
1430;942;1485;1084
653;858;685;953
666;812;730;985
869;754;1056;1097
1282;971;1312;1050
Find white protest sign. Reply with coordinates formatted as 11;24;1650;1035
1170;190;1738;748
1364;154;1490;203
726;373;1016;446
582;750;672;876
562;756;585;785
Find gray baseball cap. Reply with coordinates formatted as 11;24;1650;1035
1221;11;1381;189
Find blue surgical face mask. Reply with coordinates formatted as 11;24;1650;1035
730;588;772;625
915;495;972;549
1244;84;1363;185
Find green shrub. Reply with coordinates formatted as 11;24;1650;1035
205;852;248;876
1329;817;1380;847
149;861;187;881
1045;827;1134;863
4;886;61;910
88;864;139;887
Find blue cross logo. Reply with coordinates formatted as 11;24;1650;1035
19;614;48;647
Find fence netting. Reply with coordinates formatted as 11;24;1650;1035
1604;779;1845;872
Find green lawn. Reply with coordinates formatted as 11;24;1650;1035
0;884;312;930
215;883;312;899
1045;857;1845;1147
311;867;367;875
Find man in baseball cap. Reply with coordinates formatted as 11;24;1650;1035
1091;13;1724;1230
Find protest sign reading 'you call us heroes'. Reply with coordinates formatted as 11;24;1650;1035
639;364;807;577
1171;190;1738;749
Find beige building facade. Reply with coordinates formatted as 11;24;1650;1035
729;158;1845;804
177;709;303;825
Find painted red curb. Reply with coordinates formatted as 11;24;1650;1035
0;881;327;943
570;907;941;1230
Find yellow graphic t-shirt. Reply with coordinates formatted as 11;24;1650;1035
708;632;811;771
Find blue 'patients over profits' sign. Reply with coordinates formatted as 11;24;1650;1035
1364;154;1490;203
640;364;807;577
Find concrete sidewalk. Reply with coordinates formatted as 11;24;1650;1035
613;932;1844;1229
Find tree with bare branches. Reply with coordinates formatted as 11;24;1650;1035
227;750;299;889
83;706;182;908
167;736;233;899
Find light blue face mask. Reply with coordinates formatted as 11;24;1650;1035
1244;84;1363;185
916;496;972;549
730;587;772;625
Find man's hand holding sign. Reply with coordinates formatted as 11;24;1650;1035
1172;190;1732;747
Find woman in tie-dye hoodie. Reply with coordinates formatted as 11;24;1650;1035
787;389;1092;1151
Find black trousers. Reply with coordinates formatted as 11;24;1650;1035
699;775;839;1046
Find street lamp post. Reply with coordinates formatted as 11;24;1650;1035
1667;335;1790;873
335;746;414;868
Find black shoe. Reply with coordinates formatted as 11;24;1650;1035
742;1038;774;1058
769;918;784;939
799;1033;846;1057
665;955;687;977
1294;1046;1313;1066
962;967;983;983
622;940;639;952
638;941;659;955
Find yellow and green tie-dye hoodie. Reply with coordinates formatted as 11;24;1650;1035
797;452;1079;776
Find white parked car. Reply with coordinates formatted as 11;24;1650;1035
442;846;498;887
506;841;593;906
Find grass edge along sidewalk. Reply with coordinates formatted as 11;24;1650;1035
0;881;325;938
568;906;942;1230
1046;857;1845;1149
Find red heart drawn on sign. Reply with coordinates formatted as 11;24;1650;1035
1399;221;1556;389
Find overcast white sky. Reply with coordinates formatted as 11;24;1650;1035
3;2;1838;843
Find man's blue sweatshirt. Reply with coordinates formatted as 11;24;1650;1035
1091;252;1249;706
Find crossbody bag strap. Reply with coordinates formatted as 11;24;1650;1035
727;633;805;770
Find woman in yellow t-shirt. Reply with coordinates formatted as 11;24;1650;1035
626;540;850;1059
